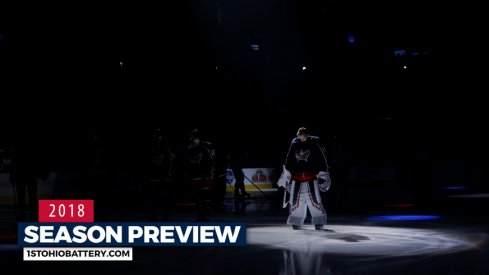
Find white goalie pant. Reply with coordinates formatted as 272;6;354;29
287;180;327;226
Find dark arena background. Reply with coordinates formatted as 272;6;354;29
1;1;489;274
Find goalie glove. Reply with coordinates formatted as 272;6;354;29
277;165;291;192
317;171;331;192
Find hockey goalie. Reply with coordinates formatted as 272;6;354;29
277;127;331;230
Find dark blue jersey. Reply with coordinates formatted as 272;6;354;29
186;141;215;179
285;136;328;174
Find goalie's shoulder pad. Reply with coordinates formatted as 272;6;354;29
308;136;321;143
292;136;321;144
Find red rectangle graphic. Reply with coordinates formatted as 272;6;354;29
38;200;94;222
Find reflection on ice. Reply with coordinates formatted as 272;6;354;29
248;225;484;255
249;225;487;275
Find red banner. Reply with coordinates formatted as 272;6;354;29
38;200;94;222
